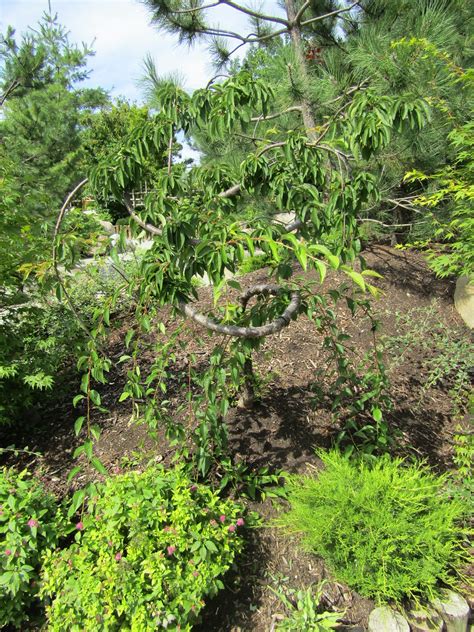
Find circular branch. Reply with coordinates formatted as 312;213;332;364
240;283;282;310
179;284;301;339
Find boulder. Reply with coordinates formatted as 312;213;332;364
454;276;474;328
368;606;409;632
432;590;470;632
406;604;443;631
97;219;115;235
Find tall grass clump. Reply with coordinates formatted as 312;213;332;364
279;451;467;603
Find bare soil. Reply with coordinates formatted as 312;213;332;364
1;245;472;631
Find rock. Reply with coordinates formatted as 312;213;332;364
432;590;470;632
98;219;115;235
368;606;409;632
454;276;474;328
407;604;443;631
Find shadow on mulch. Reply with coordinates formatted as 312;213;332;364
364;245;456;300
194;524;274;632
228;385;334;473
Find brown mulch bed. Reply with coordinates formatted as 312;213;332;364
1;245;472;631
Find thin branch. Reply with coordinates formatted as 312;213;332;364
52;179;92;337
167;132;173;176
124;192;201;244
300;1;358;27
250;105;303;122
123;192;162;236
387;198;423;214
293;0;311;24
0;79;20;107
257;141;286;157
285;218;303;232
179;286;301;338
218;183;241;198
221;0;289;26
173;0;222;14
206;73;230;88
357;218;427;228
321;81;367;107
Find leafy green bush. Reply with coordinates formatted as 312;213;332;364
279;451;466;603
41;464;248;631
0;298;87;425
0;467;62;628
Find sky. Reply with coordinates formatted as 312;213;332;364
0;0;256;102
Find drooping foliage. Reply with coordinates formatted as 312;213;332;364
53;0;434;482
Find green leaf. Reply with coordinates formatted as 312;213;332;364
89;390;101;406
67;466;82;483
372;407;383;422
74;416;85;436
344;268;366;291
315;260;326;283
73;394;85;407
91;457;107;475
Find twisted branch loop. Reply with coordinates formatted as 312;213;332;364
179;283;301;339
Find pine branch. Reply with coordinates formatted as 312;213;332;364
220;0;289;27
300;1;358;27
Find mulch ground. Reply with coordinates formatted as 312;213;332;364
1;245;472;631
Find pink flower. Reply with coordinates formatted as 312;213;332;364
219;515;226;523
167;545;176;556
210;519;217;527
76;521;84;531
236;518;245;527
4;549;11;556
115;552;122;561
190;485;198;492
228;524;236;533
27;518;38;528
163;525;171;532
193;571;199;577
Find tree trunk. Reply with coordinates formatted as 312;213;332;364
284;0;318;140
237;357;257;409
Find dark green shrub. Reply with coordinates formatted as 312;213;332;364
41;464;248;631
0;467;62;628
279;451;466;603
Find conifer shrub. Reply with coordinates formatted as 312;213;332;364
279;451;466;603
0;467;61;628
41;464;248;631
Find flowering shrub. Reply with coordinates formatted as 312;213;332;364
0;467;61;627
41;464;248;630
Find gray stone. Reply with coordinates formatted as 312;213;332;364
432;590;470;632
368;606;409;632
454;276;474;328
97;219;115;235
406;605;443;631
